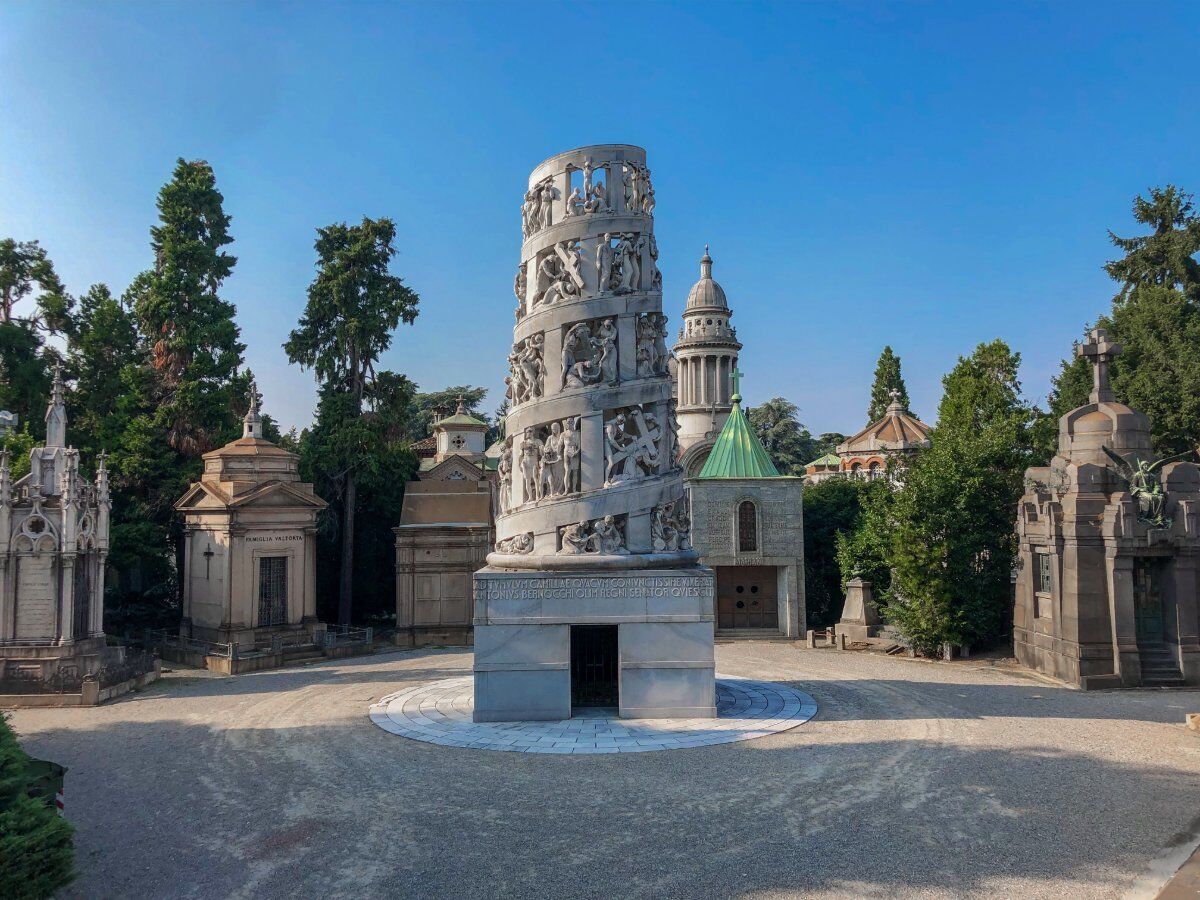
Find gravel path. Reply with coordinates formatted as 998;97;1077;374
8;643;1200;899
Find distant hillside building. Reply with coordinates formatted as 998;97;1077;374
805;390;931;482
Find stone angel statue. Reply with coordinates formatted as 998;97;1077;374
1101;445;1195;527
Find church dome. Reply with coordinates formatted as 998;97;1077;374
685;246;728;310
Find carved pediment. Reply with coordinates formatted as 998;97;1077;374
421;456;484;483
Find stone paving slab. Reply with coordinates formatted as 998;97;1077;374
368;674;818;753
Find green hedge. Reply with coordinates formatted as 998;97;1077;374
0;714;74;899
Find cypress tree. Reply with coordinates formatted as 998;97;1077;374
866;346;909;422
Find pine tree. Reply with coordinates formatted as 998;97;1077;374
67;285;139;460
866;345;909;422
110;159;245;621
286;217;420;625
0;715;74;898
127;159;244;457
886;340;1034;654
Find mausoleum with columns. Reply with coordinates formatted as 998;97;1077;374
175;382;326;647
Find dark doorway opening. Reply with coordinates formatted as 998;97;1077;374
570;624;618;710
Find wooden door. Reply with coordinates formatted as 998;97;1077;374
717;566;778;629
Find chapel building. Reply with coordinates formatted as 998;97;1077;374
687;373;806;638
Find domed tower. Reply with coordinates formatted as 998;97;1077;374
673;246;742;476
474;144;716;722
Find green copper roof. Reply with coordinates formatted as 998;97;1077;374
806;453;841;468
696;394;780;479
435;412;488;428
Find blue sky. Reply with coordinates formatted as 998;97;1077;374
2;1;1197;435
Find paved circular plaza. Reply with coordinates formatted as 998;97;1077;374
368;673;818;752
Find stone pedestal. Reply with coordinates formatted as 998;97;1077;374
473;567;715;721
836;577;881;642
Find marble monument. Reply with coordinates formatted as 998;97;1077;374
474;144;716;721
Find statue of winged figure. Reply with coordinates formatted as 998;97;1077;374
1101;445;1194;526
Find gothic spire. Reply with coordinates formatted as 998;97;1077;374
243;376;263;439
45;363;67;448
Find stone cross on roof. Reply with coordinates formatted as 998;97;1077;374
1079;326;1121;404
730;367;743;402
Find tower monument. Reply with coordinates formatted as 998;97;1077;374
474;144;716;721
673;246;741;476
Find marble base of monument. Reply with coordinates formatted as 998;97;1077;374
472;567;716;722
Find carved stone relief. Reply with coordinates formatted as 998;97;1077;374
534;241;583;308
506;333;545;406
604;405;662;485
636;313;670;379
558;515;628;556
521;175;558;238
497;441;513;513
514;418;581;504
562;318;618;389
496;532;533;554
513;263;527;320
652;496;692;552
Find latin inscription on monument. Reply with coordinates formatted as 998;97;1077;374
479;575;714;603
15;555;56;640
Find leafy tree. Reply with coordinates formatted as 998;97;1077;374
67;285;139;460
406;385;489;439
0;715;74;899
747;398;808;474
1;428;37;480
886;340;1034;654
866;345;909;422
285;217;420;625
802;478;868;628
1045;186;1200;455
298;383;419;624
0;323;54;435
0;238;70;435
0;238;71;333
835;475;897;608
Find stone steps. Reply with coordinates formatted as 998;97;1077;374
715;628;788;641
1138;643;1184;685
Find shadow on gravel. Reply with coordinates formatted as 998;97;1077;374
768;676;1200;725
134;647;474;702
13;711;1200;900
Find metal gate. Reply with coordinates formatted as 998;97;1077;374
258;557;288;627
570;624;618;708
1133;557;1165;644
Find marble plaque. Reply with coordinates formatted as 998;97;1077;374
15;555;56;640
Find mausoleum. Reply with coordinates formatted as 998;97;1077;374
0;369;112;680
474;144;715;722
1015;328;1200;688
394;399;494;647
175;382;326;647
